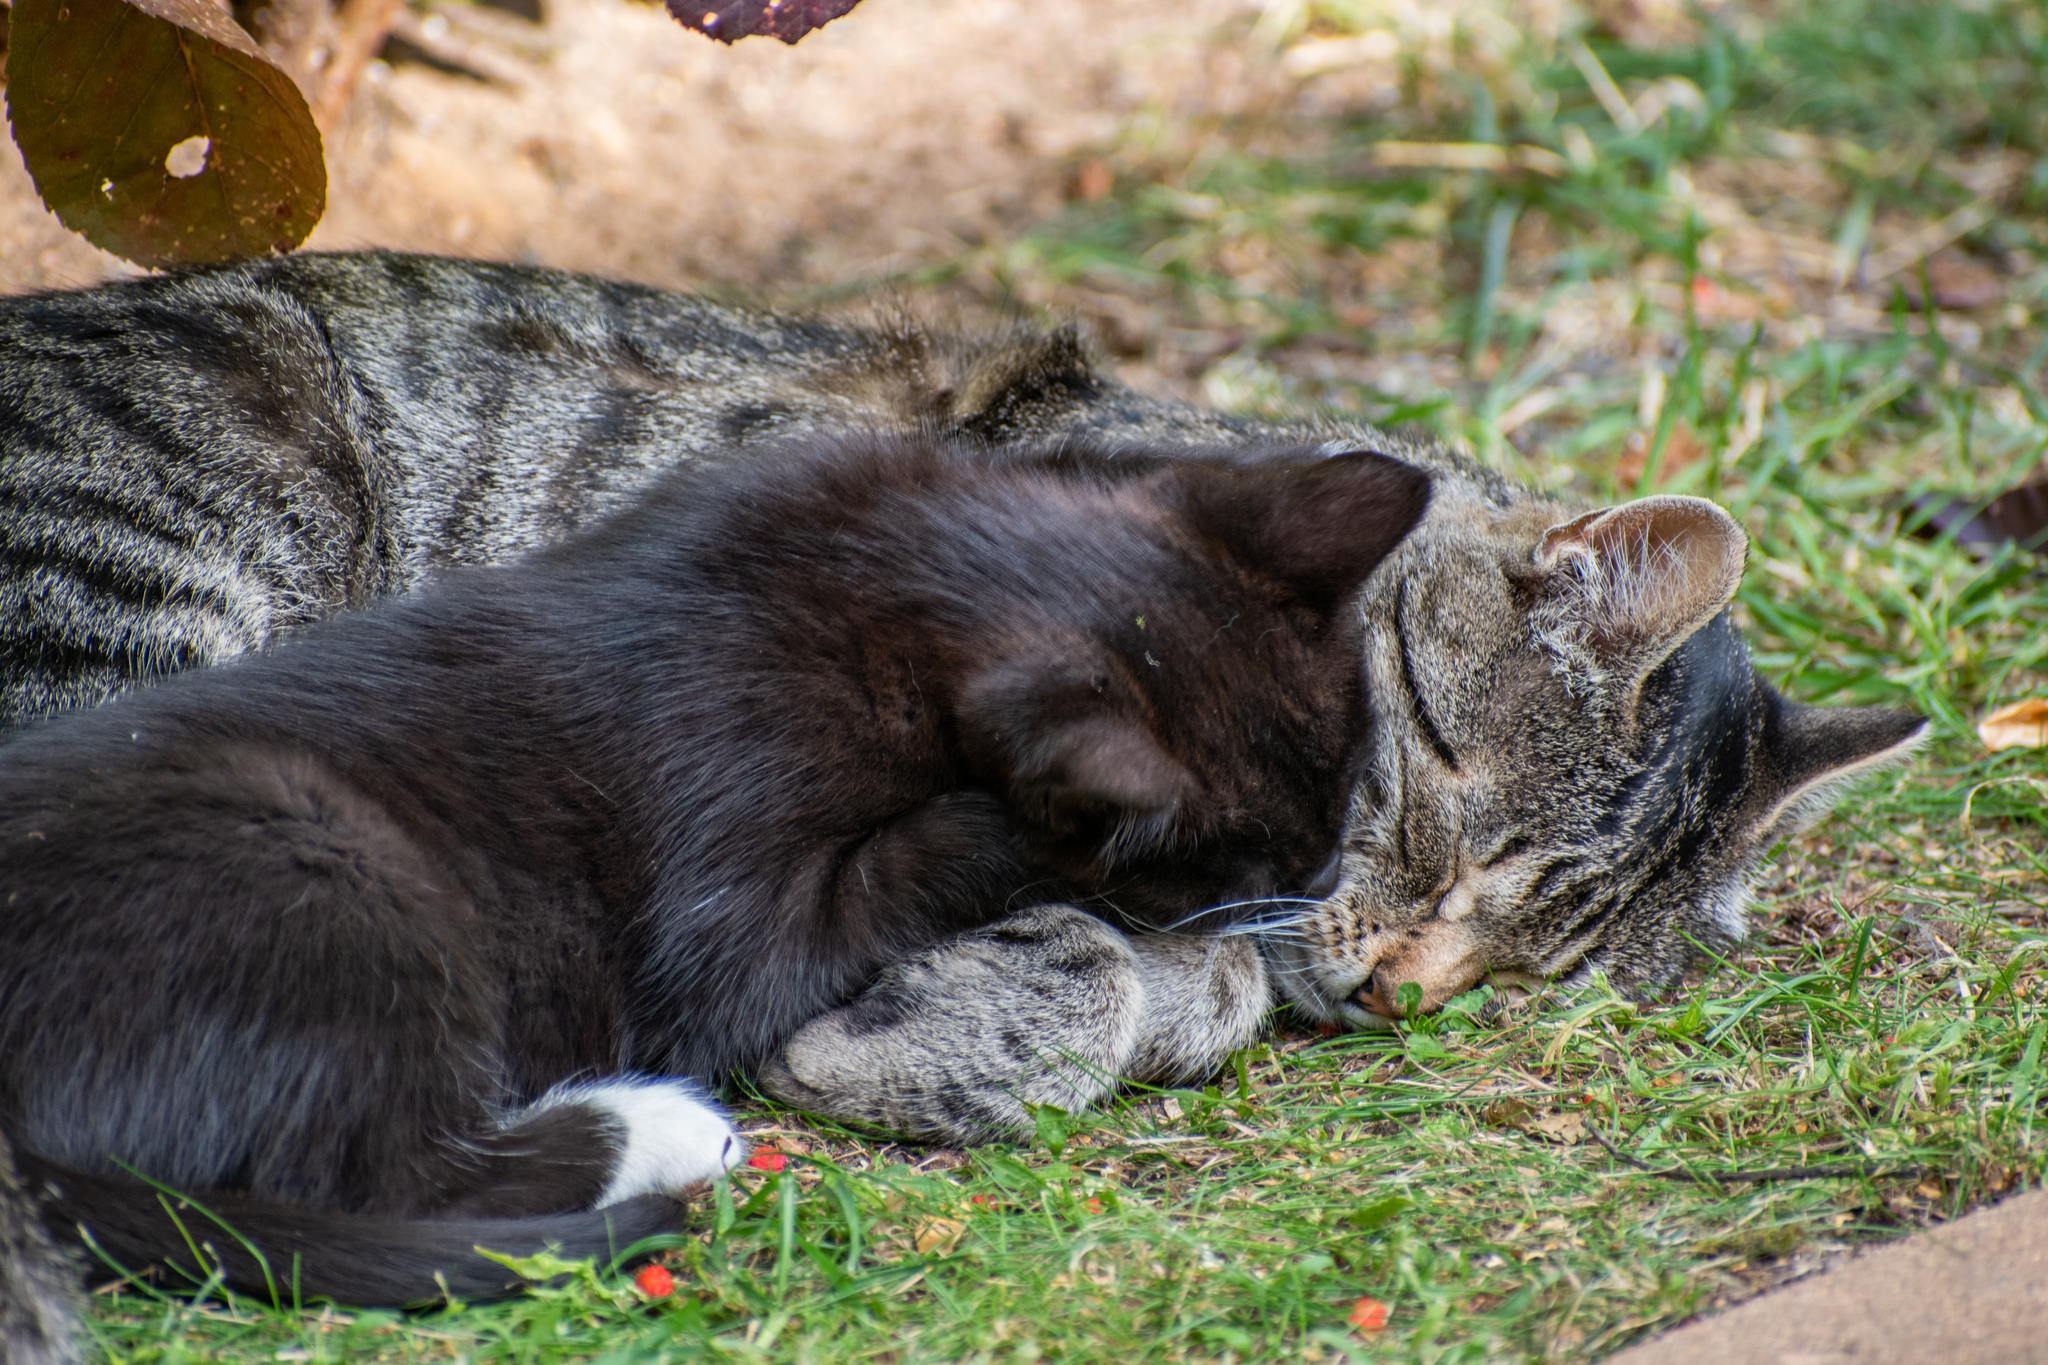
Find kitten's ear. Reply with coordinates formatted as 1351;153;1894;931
960;664;1193;861
1020;715;1193;820
1749;700;1928;846
1188;451;1431;610
1532;495;1747;683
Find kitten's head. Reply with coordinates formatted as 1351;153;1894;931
1270;489;1926;1026
954;446;1432;922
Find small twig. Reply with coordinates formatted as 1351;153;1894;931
383;8;537;89
312;0;414;129
1585;1124;1929;1186
1862;200;1995;285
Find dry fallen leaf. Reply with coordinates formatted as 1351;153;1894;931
1912;474;2048;555
1980;698;2048;752
1615;420;1708;488
1481;1098;1537;1129
1481;1098;1586;1144
1532;1111;1587;1145
913;1217;965;1255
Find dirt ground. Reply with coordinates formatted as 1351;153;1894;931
0;0;1267;305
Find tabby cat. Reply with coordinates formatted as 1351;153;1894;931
0;253;1918;1183
0;428;1427;1304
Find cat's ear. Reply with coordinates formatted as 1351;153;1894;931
1748;700;1928;846
959;663;1193;862
1187;451;1431;610
1017;715;1193;821
1531;495;1747;686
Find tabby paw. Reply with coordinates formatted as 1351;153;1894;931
759;904;1145;1143
754;1055;827;1111
533;1077;745;1205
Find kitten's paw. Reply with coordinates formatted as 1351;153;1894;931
533;1077;745;1206
1126;933;1273;1084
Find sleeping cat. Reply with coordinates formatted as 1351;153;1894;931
0;251;1922;1146
0;429;1429;1304
758;480;1928;1140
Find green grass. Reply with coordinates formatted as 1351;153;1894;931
81;0;2048;1359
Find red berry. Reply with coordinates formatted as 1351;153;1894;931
747;1149;787;1173
971;1193;993;1206
1084;1197;1103;1213
1348;1296;1389;1335
634;1264;675;1297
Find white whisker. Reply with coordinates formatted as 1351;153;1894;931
1125;896;1323;935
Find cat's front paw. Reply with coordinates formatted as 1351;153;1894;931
531;1077;745;1206
754;1053;828;1112
759;904;1146;1144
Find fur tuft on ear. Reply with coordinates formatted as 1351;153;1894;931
1184;451;1431;611
958;663;1193;868
1529;495;1747;695
1023;716;1192;836
1750;700;1928;847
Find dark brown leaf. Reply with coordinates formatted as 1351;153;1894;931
666;0;862;45
1897;252;2006;312
6;0;325;268
1909;471;2048;555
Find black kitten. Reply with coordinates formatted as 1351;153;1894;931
0;431;1426;1304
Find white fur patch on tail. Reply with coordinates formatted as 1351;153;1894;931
531;1076;745;1206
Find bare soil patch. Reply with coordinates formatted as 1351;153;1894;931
0;0;1262;305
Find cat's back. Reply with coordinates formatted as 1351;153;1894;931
0;253;879;733
0;264;379;728
0;249;1463;738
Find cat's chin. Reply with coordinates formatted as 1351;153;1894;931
1337;1002;1401;1031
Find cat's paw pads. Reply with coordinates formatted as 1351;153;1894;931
535;1077;745;1205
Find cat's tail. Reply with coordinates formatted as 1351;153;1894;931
14;1151;681;1307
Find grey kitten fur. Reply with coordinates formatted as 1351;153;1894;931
0;252;1921;1159
0;1132;80;1365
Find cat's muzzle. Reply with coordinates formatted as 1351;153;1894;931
1262;934;1547;1031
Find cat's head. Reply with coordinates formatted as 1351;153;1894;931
1269;489;1926;1025
954;445;1432;921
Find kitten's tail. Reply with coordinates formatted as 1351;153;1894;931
14;1151;680;1307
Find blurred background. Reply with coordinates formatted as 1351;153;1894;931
9;1;2042;451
